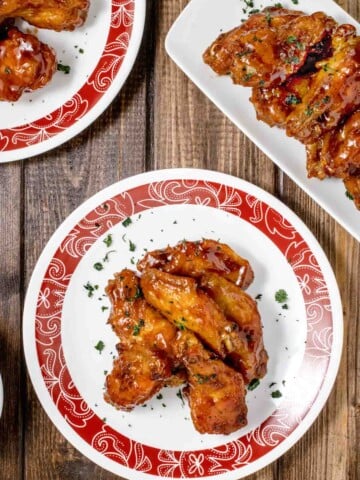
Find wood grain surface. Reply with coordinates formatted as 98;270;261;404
0;1;359;479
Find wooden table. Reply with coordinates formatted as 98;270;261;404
0;1;359;479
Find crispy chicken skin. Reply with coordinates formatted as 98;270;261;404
137;239;254;289
173;330;247;435
140;268;265;383
285;25;360;144
104;269;181;410
306;110;360;180
203;7;335;88
344;176;360;209
200;273;268;382
0;26;56;101
0;0;89;31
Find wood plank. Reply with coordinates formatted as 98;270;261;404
0;162;23;480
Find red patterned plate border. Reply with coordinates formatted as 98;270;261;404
0;0;145;163
23;169;343;479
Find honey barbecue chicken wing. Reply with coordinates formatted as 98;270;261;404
104;269;182;410
137;239;254;289
0;0;89;31
173;329;247;435
203;7;335;88
140;268;266;383
0;26;56;101
200;273;268;382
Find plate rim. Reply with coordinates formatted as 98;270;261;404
164;0;360;243
23;168;343;479
0;0;146;163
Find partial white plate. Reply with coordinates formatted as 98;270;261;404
23;168;342;479
165;0;360;242
0;0;145;163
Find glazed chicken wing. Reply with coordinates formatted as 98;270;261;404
285;25;360;144
344;175;360;209
203;7;335;88
140;268;264;382
173;329;247;435
200;273;268;382
104;269;182;410
137;239;254;289
0;26;56;101
0;0;89;31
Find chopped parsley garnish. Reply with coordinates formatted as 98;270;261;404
291;0;299;4
103;250;116;263
129;240;136;252
94;340;105;353
236;48;252;57
282;303;289;310
285;56;300;65
305;105;314;116
122;217;132;227
243;72;254;82
4;66;11;74
322;96;331;104
271;390;283;398
84;282;99;297
133;319;145;336
156;393;163;400
287;35;298;44
175;317;187;331
101;306;109;312
285;94;301;106
103;234;113;247
274;2;283;7
93;262;104;271
57;63;71;74
265;11;272;26
248;378;260;391
194;373;217;384
255;293;263;300
275;289;288;303
345;190;354;200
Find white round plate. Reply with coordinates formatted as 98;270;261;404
0;0;146;163
23;168;343;479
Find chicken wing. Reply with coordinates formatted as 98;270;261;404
285;25;360;144
0;26;56;101
137;239;254;289
344;175;360;209
104;269;182;410
203;7;335;88
0;0;90;31
173;329;247;435
200;273;268;382
140;268;264;382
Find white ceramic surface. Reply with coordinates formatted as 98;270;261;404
0;0;146;163
165;0;360;242
23;169;343;479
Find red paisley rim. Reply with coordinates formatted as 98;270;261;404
33;178;335;478
0;0;135;153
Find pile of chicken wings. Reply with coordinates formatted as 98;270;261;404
0;1;90;101
104;239;268;435
203;7;360;208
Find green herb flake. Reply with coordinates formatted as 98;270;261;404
156;393;163;400
285;94;301;106
275;289;288;303
94;340;105;353
4;66;11;74
287;35;298;44
305;105;314;116
84;281;99;298
248;378;260;391
103;250;116;263
291;0;299;4
322;96;331;104
243;72;254;82
274;2;283;7
255;294;262;300
133;319;145;336
93;262;104;271
282;303;289;310
345;190;354;200
194;373;217;384
103;234;113;248
101;306;109;312
57;63;71;74
271;390;283;398
129;240;136;252
122;217;132;227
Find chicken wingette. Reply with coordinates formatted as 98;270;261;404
104;269;183;410
137;239;254;289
